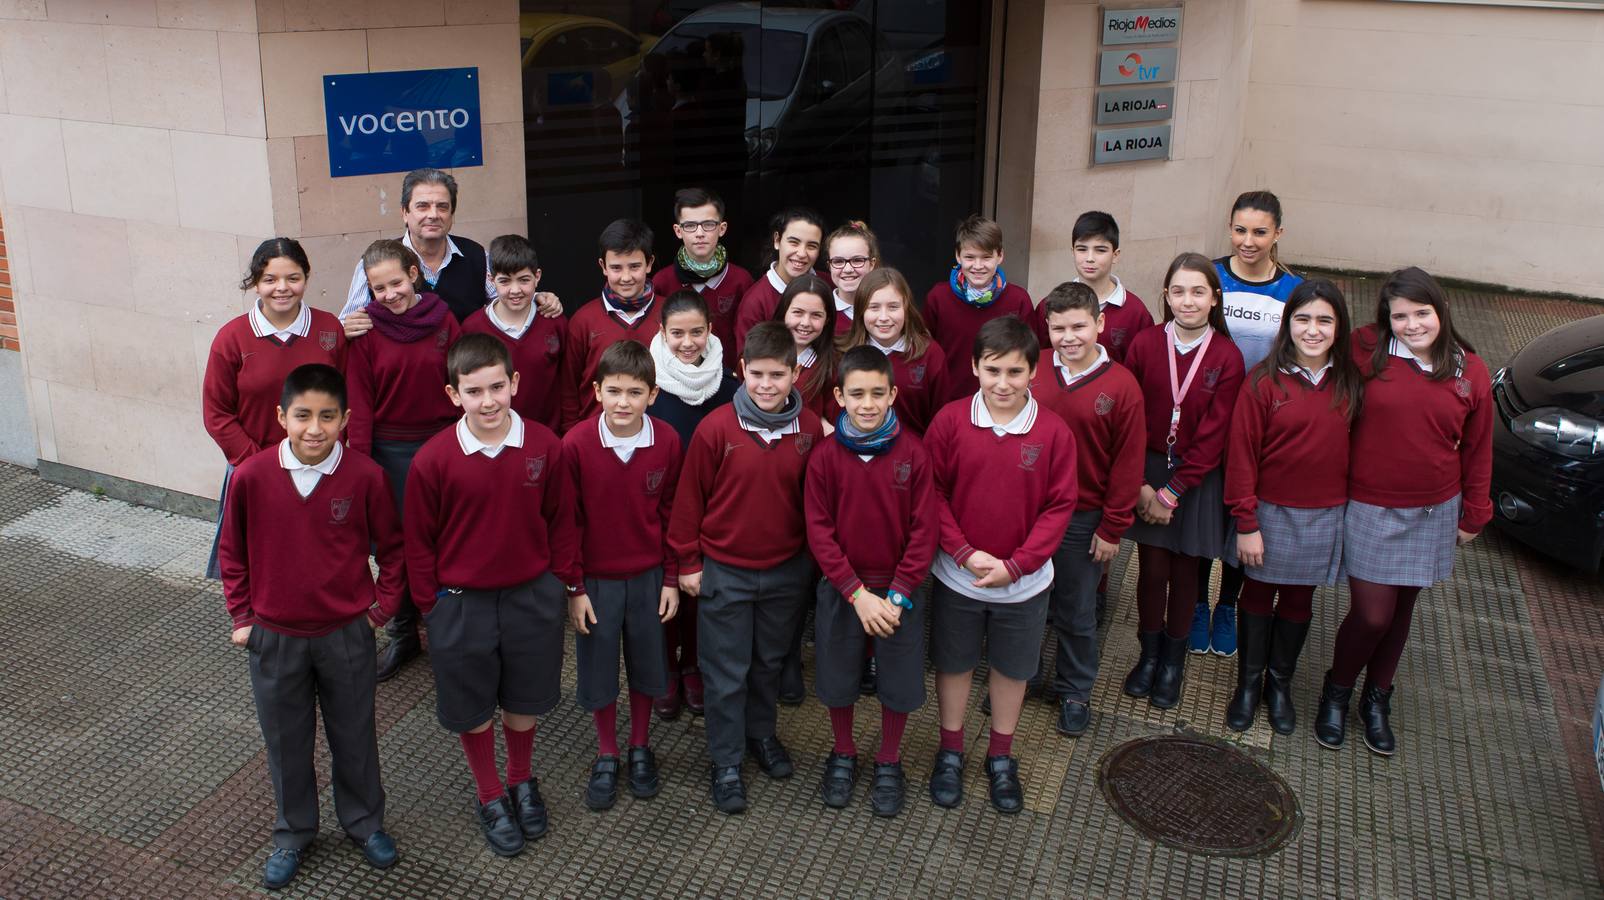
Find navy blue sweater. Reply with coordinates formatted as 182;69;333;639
649;373;741;447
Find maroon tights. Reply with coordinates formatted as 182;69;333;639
1330;577;1421;690
1238;577;1315;623
1137;544;1198;640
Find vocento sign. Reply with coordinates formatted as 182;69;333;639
323;67;483;178
1101;6;1183;45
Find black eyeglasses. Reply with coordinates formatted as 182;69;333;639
677;220;723;233
828;256;871;269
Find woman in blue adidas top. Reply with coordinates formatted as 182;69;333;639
1193;191;1305;658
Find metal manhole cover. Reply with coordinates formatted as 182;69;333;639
1096;734;1301;857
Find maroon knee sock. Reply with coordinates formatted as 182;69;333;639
628;690;653;748
877;708;908;764
939;726;965;754
593;702;619;757
459;727;504;805
986;728;1013;758
1275;584;1316;623
1165;552;1200;639
1238;576;1278;617
503;721;535;787
829;705;857;755
1136;543;1173;633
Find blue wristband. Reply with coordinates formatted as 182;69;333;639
889;590;913;610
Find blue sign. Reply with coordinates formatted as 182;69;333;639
323;67;483;178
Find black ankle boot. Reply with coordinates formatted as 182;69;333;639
1263;617;1310;735
1122;631;1162;698
1359;681;1396;756
1314;671;1353;750
1225;612;1271;731
1149;633;1187;710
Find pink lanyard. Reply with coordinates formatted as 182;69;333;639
1165;321;1213;466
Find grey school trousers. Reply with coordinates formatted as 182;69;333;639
1051;509;1107;702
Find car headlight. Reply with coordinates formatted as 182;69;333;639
1511;406;1604;459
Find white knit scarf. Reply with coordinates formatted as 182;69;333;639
650;331;725;405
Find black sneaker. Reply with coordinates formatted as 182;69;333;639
509;779;548;841
627;746;661;798
985;755;1023;814
585;756;620;811
869;762;906;817
819;752;858;808
710;765;747;814
1057;699;1091;737
475;795;526;857
928;749;964;808
746;735;794;779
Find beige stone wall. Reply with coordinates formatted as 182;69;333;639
0;1;273;498
1237;0;1604;298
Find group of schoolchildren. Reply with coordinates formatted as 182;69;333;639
203;168;1491;889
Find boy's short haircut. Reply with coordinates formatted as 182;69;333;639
953;214;1004;254
401;167;458;211
594;339;657;390
742;321;799;368
1071;210;1120;249
489;234;540;276
673;187;725;221
837;345;894;387
598;218;655;259
973;315;1040;368
446;332;514;389
1042;281;1101;320
280;363;348;411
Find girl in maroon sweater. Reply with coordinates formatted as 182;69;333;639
1121;253;1245;710
203;238;346;579
1222;280;1362;736
823;220;879;333
839;268;948;435
733;207;825;360
774;274;840;423
1316;267;1492;756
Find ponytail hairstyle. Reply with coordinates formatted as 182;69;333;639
825;219;880;267
1369;266;1475;382
1229;190;1293;277
240;237;311;290
1254;279;1363;422
659;287;711;327
360;239;423;300
766;206;826;271
840;267;932;361
1160;252;1231;341
773;273;837;401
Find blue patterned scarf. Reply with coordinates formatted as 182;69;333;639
833;408;901;455
948;265;1007;308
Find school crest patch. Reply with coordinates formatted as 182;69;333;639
318;330;337;352
893;459;912;489
717;292;736;314
1095;392;1114;416
1019;442;1042;470
1454;377;1471;399
1110;327;1128;348
546;332;561;355
525;455;546;485
329;497;352;524
909;364;927;386
795;433;815;455
436;327;451;350
645;468;666;495
1203;367;1222;389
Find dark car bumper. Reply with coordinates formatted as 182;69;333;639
1491;412;1604;573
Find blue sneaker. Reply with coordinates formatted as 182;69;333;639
1187;599;1211;654
1211;604;1237;657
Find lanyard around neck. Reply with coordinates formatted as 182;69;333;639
1165;321;1213;464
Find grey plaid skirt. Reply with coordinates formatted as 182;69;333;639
1127;451;1227;560
1224;501;1344;586
1341;496;1462;587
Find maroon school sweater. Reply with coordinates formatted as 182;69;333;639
203;309;347;466
402;419;564;612
1123;326;1245;497
667;403;825;574
560;297;660;432
921;282;1047;401
652;263;754;361
732;271;784;361
219;446;404;635
461;306;566;434
1031;358;1146;544
345;313;461;454
1098;293;1155;365
923;398;1078;582
1349;341;1494;533
798;356;836;422
1225;370;1352;533
805;432;938;599
553;415;683;586
886;344;947;435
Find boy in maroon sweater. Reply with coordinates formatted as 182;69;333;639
1071;211;1154;365
923;316;1076;814
219;364;401;890
668;321;825;815
404;334;564;858
923;215;1047;401
554;340;683;812
1030;284;1145;738
561;219;661;431
462;235;565;434
805;347;938;817
650;187;754;358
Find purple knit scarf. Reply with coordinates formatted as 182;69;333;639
367;291;448;343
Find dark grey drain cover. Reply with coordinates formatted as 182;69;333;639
1096;735;1301;857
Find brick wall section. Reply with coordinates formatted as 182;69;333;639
0;212;15;351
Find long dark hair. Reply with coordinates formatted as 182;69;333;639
1160;252;1231;341
1252;279;1362;422
1369;266;1474;382
766;206;826;272
239;237;311;290
773;273;837;401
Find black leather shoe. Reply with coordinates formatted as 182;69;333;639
262;847;302;890
1359;681;1397;756
869;762;906;817
1264;617;1311;735
1057;699;1090;737
349;830;397;869
1123;631;1162;697
509;779;548;841
1149;633;1187;710
585;755;620;810
1314;671;1353;750
475;795;525;857
627;746;661;798
985;754;1023;814
819;752;858;808
1225;612;1271;732
710;765;747;814
375;628;420;683
859;656;878;696
928;749;964;808
746;735;794;779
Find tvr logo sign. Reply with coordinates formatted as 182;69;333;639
1117;52;1163;81
1098;47;1177;87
